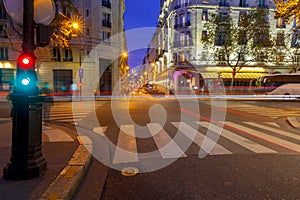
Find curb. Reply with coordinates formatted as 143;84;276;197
40;139;92;200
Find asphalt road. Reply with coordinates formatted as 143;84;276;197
71;97;300;200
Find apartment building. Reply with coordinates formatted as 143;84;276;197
0;0;126;96
143;0;298;93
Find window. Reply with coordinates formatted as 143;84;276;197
238;11;247;26
276;32;285;46
202;9;208;21
52;47;61;62
86;28;90;35
186;31;192;46
239;0;247;7
258;0;266;7
86;9;89;17
0;3;7;19
103;13;111;28
202;31;207;40
102;0;111;8
218;50;226;61
63;49;73;62
219;0;228;6
180;32;185;46
186;12;191;26
0;47;8;60
0;24;7;38
179;52;185;63
276;18;286;28
179;14;185;27
103;31;111;41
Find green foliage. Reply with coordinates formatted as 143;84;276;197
202;8;277;74
49;0;81;48
275;0;300;23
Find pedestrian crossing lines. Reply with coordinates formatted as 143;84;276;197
227;105;300;119
93;121;300;164
49;102;96;125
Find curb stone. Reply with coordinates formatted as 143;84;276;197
40;144;92;200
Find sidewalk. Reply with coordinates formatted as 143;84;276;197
0;119;92;200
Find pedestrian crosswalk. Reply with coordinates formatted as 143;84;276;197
90;120;300;164
48;102;97;125
226;104;300;119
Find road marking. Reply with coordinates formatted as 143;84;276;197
226;122;300;153
199;122;277;154
172;122;232;155
287;117;300;128
264;122;280;128
112;125;138;164
245;122;300;141
148;123;186;158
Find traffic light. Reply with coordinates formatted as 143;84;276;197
16;52;37;93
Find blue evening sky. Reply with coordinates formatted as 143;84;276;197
124;0;160;68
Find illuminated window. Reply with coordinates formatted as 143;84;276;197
202;9;208;21
276;18;286;28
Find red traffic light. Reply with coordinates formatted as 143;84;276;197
17;53;35;69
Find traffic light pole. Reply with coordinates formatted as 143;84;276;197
3;0;47;179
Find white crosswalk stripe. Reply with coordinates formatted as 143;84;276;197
148;123;187;158
198;122;277;154
113;125;138;164
93;120;300;164
226;122;300;153
48;102;95;124
172;122;232;155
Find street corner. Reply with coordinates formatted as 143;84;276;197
40;143;92;200
42;124;75;143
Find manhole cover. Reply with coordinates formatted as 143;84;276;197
121;167;139;177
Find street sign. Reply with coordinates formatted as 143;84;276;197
79;68;84;78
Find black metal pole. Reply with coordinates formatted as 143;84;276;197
3;0;47;180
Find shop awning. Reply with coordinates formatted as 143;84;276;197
200;72;266;79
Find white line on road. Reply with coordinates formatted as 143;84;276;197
226;122;300;153
148;123;186;158
199;122;277;154
112;125;138;164
172;122;232;155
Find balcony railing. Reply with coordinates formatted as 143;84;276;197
171;40;193;48
174;21;191;29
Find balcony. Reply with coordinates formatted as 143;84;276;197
102;20;112;28
174;21;191;29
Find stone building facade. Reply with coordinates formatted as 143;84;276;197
143;0;299;94
0;0;126;96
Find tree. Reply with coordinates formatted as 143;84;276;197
275;0;300;23
49;0;82;48
202;8;278;86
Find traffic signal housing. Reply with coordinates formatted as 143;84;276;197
16;52;38;94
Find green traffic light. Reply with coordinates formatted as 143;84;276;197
21;78;30;86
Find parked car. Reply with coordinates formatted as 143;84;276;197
266;83;300;98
